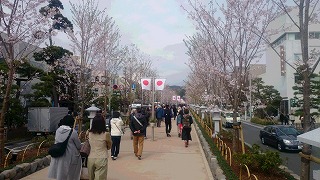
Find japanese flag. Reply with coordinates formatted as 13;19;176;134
177;96;180;101
172;96;176;100
141;78;151;90
155;79;166;90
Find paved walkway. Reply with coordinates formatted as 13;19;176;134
22;121;214;180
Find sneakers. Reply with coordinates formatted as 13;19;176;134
178;133;181;137
138;156;141;160
167;133;171;137
111;156;114;160
113;156;117;160
185;141;188;147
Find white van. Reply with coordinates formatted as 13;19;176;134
221;111;241;128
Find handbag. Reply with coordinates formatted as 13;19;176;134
48;129;73;158
80;140;91;157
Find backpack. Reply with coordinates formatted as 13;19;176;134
183;115;191;128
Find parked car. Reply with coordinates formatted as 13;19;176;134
259;125;302;151
221;111;241;128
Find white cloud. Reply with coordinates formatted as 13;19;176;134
58;0;196;85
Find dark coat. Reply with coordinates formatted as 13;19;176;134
181;114;193;141
164;108;172;121
156;107;164;119
129;112;147;136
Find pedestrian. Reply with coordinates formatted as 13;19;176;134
280;113;285;125
110;111;124;160
142;107;151;139
156;105;164;127
181;108;193;147
129;108;137;140
129;107;147;160
48;113;82;180
300;115;304;129
164;104;173;137
285;114;289;125
172;105;178;120
176;107;183;137
87;114;112;180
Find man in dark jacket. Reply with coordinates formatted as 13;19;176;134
129;107;147;160
156;105;164;127
163;104;172;137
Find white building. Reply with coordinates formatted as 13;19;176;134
262;8;320;113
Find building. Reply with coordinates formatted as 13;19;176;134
261;8;320;114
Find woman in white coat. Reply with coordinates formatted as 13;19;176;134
48;115;82;180
110;111;124;160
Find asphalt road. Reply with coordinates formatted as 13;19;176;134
241;122;320;177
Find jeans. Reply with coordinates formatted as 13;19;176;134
165;120;172;134
111;136;121;157
156;118;162;127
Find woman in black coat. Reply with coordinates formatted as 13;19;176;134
181;108;193;147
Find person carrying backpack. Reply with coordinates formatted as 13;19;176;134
181;108;193;147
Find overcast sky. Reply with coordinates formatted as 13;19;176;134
56;0;196;86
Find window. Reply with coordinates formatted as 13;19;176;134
295;33;300;40
309;32;320;39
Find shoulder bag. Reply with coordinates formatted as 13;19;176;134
48;129;73;158
133;116;143;126
80;139;91;157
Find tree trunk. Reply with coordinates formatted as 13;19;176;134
52;87;59;107
299;1;311;179
0;62;15;164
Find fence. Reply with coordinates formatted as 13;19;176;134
191;109;258;180
3;140;50;168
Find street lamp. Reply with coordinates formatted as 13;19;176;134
86;104;101;129
200;105;207;120
211;106;221;136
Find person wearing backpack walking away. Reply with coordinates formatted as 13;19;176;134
129;107;147;160
181;108;193;147
110;111;124;160
48;114;82;180
164;104;173;137
176;107;183;137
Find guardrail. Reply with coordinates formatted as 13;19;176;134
37;140;47;156
22;143;35;162
191;109;258;180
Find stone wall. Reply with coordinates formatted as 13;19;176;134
193;122;226;180
0;155;51;180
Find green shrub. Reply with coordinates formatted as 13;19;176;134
234;144;282;173
31;135;55;147
217;130;233;141
251;117;276;125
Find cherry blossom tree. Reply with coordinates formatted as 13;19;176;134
0;0;53;162
68;0;122;132
183;0;279;152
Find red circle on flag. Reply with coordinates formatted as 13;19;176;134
143;80;149;85
156;81;163;86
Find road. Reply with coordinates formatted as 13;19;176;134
241;121;320;177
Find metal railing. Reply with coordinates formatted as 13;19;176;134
192;109;258;180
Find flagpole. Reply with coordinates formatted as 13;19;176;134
151;77;155;141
